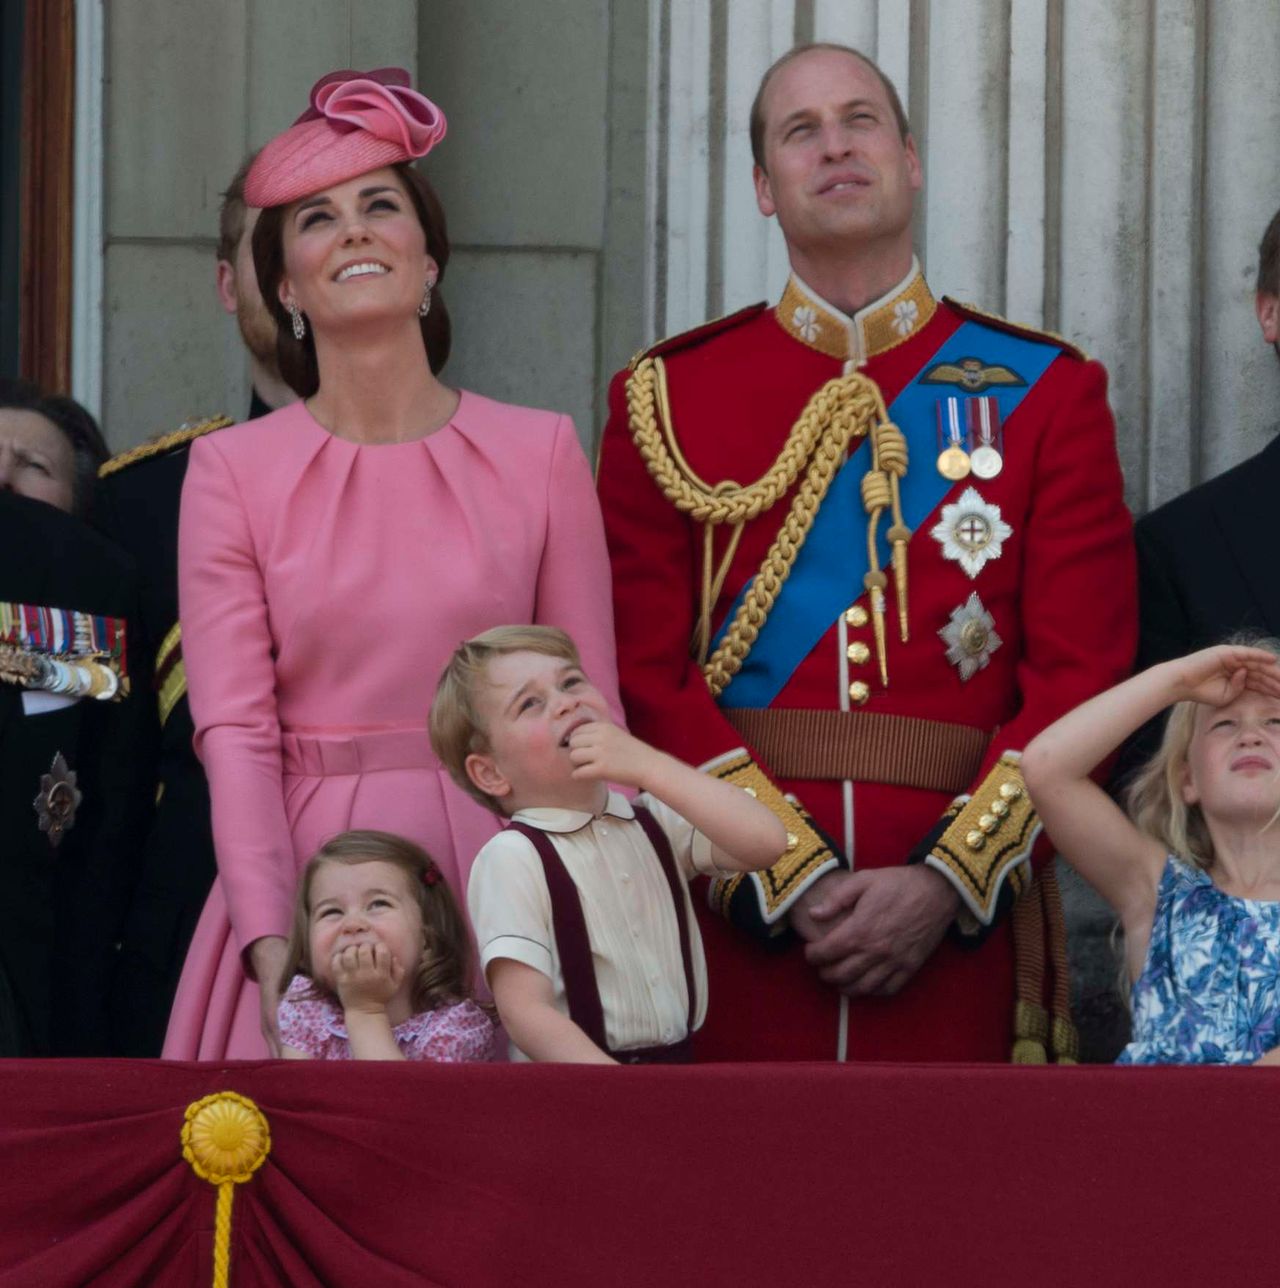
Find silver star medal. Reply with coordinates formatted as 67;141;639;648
939;592;1002;681
930;487;1012;580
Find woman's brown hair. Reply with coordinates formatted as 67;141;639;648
280;829;476;1013
252;162;451;397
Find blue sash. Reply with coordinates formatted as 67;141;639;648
713;320;1060;708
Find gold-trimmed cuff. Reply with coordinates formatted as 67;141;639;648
702;750;842;929
923;752;1038;926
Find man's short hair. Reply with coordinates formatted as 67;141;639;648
749;42;910;170
429;625;583;814
1258;207;1280;297
216;150;260;264
0;377;108;518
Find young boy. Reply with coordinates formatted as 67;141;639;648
430;625;786;1064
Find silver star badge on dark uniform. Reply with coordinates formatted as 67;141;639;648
34;752;81;847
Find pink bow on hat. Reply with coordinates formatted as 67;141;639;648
244;67;447;208
303;67;447;156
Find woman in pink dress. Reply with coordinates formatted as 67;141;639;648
163;69;619;1059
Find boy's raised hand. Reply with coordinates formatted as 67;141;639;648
1172;645;1280;707
567;720;660;790
332;942;404;1015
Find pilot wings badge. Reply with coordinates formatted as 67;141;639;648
921;357;1026;393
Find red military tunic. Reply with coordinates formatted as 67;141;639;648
596;263;1136;1062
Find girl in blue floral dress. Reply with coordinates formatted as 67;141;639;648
1023;643;1280;1065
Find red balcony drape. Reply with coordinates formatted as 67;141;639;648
0;1059;1272;1287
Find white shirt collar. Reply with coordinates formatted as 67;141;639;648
511;789;636;834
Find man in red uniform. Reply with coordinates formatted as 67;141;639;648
596;43;1136;1061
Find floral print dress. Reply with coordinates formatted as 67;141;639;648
1118;857;1280;1065
278;975;499;1061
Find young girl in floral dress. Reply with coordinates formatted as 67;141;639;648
278;831;497;1061
1023;642;1280;1064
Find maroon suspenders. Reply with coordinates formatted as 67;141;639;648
505;806;696;1063
507;817;609;1050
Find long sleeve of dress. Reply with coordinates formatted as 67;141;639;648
179;435;297;961
534;416;624;725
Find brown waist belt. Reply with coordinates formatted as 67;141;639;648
723;707;991;796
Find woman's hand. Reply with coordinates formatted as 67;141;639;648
1169;646;1280;707
332;942;404;1016
248;935;290;1057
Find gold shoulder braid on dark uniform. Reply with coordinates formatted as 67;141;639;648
98;415;234;479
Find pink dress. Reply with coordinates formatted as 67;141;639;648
277;975;499;1061
163;393;620;1059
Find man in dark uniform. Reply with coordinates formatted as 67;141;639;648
1133;207;1280;671
94;152;291;1055
0;383;147;1055
596;44;1136;1061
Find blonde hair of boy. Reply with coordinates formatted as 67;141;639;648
1126;633;1280;873
430;625;583;813
280;829;478;1011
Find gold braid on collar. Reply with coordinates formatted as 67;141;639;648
625;356;910;697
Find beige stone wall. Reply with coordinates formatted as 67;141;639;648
99;0;419;447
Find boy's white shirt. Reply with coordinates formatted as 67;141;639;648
467;788;724;1060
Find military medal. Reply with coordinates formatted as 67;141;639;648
930;487;1013;579
33;751;81;847
968;397;1004;479
939;592;1003;681
936;398;971;481
0;602;128;700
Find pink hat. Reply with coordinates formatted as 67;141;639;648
244;67;447;208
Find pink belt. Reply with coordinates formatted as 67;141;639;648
281;728;440;777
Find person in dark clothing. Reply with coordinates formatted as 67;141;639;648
1120;208;1280;780
0;441;148;1054
94;152;290;1055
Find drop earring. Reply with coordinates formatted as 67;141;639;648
287;301;306;341
419;280;434;319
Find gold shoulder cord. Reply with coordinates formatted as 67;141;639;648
626;356;912;696
98;415;234;479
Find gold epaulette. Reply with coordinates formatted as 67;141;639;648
627;302;768;371
703;750;842;932
942;298;1089;362
923;751;1038;926
98;414;234;478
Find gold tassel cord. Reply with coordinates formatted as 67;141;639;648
627;357;905;698
874;420;911;641
181;1092;272;1288
860;462;893;687
1040;867;1081;1064
1010;877;1049;1064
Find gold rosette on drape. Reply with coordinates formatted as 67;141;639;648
181;1091;271;1287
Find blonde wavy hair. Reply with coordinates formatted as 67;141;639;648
1125;634;1280;872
